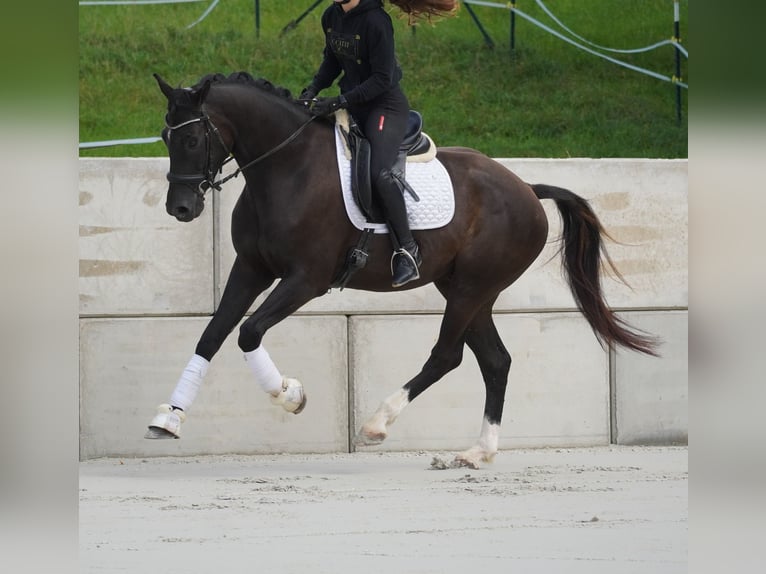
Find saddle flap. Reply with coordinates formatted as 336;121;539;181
343;122;381;222
336;110;438;224
333;124;455;235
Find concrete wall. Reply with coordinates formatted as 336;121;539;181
79;158;687;459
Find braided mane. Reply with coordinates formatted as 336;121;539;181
191;71;295;101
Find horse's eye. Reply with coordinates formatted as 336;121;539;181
186;136;199;149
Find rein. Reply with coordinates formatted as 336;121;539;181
165;111;318;196
212;114;318;189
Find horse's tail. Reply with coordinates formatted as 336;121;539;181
532;183;660;356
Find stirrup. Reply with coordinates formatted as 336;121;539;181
270;378;307;414
391;248;421;288
145;404;186;439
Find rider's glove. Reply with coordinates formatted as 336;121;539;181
299;85;317;101
309;95;348;117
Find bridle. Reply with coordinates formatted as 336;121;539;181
164;109;318;198
164;113;234;197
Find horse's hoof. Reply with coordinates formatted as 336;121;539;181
292;393;307;414
271;378;306;414
353;428;387;446
452;455;481;470
144;404;185;439
144;426;179;440
453;447;496;469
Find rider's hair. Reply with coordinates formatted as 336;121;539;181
388;0;459;23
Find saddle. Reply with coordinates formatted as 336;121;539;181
331;110;436;290
339;110;433;223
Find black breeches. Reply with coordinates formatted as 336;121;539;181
349;88;412;246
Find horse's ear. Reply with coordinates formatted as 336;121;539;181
195;78;213;104
154;73;174;100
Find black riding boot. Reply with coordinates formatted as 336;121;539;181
375;168;422;287
391;240;422;288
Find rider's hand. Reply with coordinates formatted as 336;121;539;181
309;95;348;117
299;85;317;101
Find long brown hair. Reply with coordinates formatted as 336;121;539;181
388;0;459;23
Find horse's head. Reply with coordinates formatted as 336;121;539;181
155;73;232;222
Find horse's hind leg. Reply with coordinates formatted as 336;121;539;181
145;256;273;439
355;290;484;446
355;286;510;469
453;302;511;469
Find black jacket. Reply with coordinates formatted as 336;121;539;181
310;0;403;106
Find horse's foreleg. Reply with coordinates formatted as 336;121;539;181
237;274;324;414
193;258;275;362
145;257;273;439
453;304;510;469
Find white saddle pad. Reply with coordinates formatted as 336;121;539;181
334;123;455;234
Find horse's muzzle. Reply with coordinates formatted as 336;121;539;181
166;184;204;222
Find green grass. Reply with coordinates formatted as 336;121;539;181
79;0;688;158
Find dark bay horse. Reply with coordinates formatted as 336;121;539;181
148;71;656;468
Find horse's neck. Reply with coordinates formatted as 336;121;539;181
210;87;335;219
216;92;307;163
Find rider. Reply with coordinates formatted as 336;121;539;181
300;0;457;288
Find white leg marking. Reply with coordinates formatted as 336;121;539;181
455;418;501;469
356;388;410;445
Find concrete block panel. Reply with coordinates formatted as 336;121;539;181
497;159;688;310
350;312;609;452
613;311;688;445
80;315;348;459
79;158;214;315
216;159;686;314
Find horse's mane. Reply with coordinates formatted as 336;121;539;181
191;71;295;101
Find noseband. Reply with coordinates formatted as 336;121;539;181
164;113;234;198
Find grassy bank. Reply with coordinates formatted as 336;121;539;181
79;0;688;158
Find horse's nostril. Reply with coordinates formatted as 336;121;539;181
170;204;193;222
